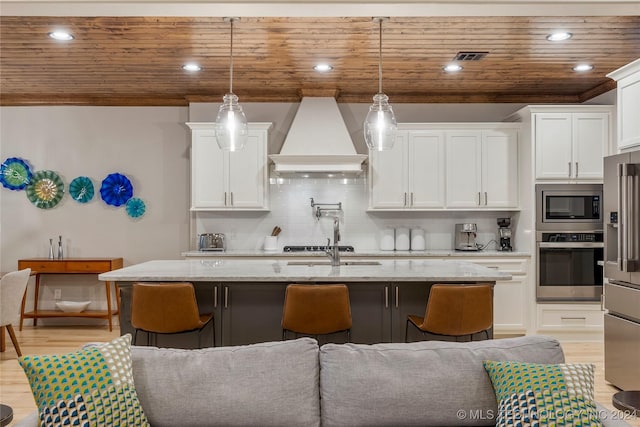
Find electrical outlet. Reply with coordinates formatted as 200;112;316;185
54;289;62;300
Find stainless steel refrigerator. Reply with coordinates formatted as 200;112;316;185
603;151;640;390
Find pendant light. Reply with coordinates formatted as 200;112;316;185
215;17;249;151
364;17;397;151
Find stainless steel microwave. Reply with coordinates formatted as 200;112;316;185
536;184;603;232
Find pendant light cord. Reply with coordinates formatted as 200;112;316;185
378;18;383;94
229;18;234;94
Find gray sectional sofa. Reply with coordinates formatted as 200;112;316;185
16;335;632;426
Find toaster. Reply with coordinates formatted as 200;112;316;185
198;233;226;251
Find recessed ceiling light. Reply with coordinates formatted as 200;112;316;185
546;32;573;41
443;64;463;73
182;63;202;72
573;64;594;72
313;64;333;72
48;31;74;41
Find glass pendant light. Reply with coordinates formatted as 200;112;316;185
215;17;249;151
364;17;397;151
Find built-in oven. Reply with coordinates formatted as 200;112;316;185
536;184;603;232
536;232;604;301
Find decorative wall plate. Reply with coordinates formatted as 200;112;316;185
0;157;32;190
100;173;133;207
25;170;65;209
125;197;146;218
69;176;94;203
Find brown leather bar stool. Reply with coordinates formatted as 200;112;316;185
131;282;214;348
282;284;352;342
405;284;493;342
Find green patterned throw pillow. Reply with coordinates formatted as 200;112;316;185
483;360;601;427
19;334;149;427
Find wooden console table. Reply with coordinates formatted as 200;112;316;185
17;258;123;331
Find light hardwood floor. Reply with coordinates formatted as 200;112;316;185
1;327;638;426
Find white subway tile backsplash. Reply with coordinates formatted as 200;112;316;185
195;175;517;251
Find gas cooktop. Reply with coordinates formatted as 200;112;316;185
283;245;355;253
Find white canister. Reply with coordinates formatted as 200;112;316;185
395;227;410;251
380;228;395;251
411;228;426;251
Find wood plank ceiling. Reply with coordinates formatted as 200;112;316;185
1;16;639;106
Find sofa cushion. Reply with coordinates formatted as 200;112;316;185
130;337;320;427
483;360;601;426
319;335;564;427
18;334;149;427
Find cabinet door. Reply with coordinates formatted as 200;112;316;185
228;130;266;208
391;283;431;342
445;131;482;208
369;131;408;209
493;278;526;333
348;283;392;343
535;113;573;179
221;283;287;346
617;71;640;150
482;129;518;208
573;113;608;180
191;129;227;209
408;131;445;208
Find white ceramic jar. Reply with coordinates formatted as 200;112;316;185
380;228;395;251
411;228;426;251
395;227;410;251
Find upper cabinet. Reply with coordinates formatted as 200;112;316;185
607;59;640;151
535;112;610;181
369;124;519;211
187;122;273;211
369;130;445;209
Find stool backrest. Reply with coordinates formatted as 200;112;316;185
131;282;201;333
282;284;352;335
421;284;493;336
0;268;31;326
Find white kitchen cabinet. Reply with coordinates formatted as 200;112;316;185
607;58;640;150
535;112;609;181
369;130;445;209
446;128;518;208
537;303;604;331
187;122;272;210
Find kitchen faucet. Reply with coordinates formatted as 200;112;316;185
325;216;341;266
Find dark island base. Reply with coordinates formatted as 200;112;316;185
117;281;493;348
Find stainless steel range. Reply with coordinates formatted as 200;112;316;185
283;245;355;253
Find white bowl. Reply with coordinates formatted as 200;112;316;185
56;301;91;313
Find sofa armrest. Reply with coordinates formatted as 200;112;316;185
597;403;634;427
11;411;38;427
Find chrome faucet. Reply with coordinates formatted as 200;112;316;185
325;217;341;266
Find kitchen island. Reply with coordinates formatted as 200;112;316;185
100;259;510;347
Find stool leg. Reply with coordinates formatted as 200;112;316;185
133;329;139;346
6;325;22;357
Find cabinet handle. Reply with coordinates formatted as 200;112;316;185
477;192;481;206
560;316;586;321
384;286;389;309
484;191;488;206
403;192;407;206
224;192;228;206
575;162;579;178
230;192;234;206
568;162;572;177
224;286;229;309
410;192;414;207
395;286;399;309
214;286;218;308
600;294;605;312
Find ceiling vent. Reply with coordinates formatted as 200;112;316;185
453;51;489;61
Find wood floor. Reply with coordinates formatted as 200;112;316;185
1;327;638;426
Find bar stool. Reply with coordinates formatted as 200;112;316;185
282;284;352;342
131;282;214;348
405;284;493;342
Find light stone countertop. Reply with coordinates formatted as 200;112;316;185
182;249;531;258
99;259;511;283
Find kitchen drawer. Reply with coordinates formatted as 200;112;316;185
18;260;67;273
605;282;640;322
537;304;604;330
456;258;528;275
64;261;114;273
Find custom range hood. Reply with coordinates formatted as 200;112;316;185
269;97;367;173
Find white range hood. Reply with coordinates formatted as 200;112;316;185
269;97;367;173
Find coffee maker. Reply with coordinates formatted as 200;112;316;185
454;223;479;251
497;218;513;251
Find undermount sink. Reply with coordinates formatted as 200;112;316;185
287;261;382;266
